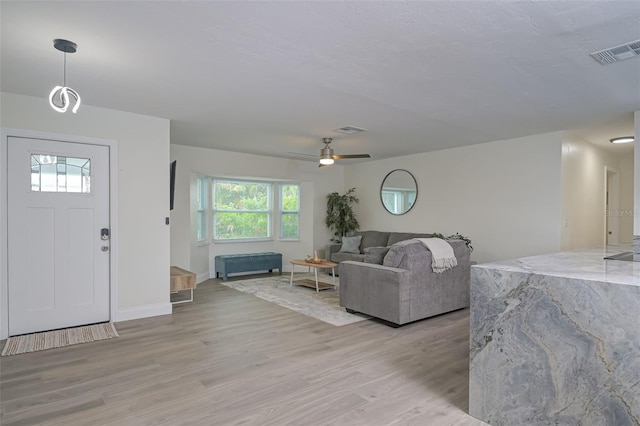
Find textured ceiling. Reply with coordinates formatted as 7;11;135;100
1;1;638;161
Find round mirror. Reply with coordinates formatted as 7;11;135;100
380;169;418;215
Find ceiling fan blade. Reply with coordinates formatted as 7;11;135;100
295;138;370;164
287;151;318;158
332;154;371;159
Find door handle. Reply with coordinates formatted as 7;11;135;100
101;246;109;252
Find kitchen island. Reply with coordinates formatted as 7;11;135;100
469;246;640;425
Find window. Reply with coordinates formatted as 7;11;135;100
198;177;299;242
196;176;208;241
280;184;300;239
31;154;91;193
213;179;271;240
381;189;416;215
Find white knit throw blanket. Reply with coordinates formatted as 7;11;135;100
414;238;457;273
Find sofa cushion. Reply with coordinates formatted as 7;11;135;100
363;246;391;264
387;232;415;246
332;252;365;263
339;235;362;254
412;232;435;239
387;232;435;246
356;231;391;251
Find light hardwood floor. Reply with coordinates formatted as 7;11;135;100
1;275;487;426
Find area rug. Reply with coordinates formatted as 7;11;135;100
1;322;119;356
220;274;369;326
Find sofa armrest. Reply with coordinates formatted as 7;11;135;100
339;261;411;324
325;243;342;262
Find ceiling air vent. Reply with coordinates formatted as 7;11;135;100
334;126;366;135
590;40;640;65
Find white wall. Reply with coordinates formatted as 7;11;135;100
618;152;634;244
170;144;344;280
344;132;563;263
635;111;640;249
0;92;171;324
561;135;627;249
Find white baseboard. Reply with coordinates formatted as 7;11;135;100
115;302;172;322
196;272;209;284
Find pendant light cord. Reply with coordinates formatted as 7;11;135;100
63;51;67;87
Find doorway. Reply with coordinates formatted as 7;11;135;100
605;167;620;245
2;130;117;338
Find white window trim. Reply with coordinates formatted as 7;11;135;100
279;183;300;241
212;178;273;242
196;175;209;243
196;176;302;244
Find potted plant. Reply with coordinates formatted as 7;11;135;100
433;232;474;252
325;188;360;242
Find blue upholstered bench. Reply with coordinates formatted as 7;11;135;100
215;252;282;281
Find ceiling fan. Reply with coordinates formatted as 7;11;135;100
290;138;371;166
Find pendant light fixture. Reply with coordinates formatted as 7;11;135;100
49;39;81;113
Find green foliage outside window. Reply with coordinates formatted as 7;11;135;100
205;179;300;241
214;180;271;240
215;212;269;239
281;213;299;238
281;184;300;239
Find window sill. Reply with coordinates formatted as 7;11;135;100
213;238;273;244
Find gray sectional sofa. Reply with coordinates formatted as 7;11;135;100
325;230;436;264
329;231;471;327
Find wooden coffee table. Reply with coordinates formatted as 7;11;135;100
289;259;338;292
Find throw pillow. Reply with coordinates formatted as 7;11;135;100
339;235;362;254
364;246;391;264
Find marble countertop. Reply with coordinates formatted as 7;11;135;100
473;245;640;287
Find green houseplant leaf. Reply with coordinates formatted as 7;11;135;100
433;232;473;252
325;188;360;242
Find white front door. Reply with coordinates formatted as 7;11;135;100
7;136;110;336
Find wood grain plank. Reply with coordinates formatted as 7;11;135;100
1;275;486;425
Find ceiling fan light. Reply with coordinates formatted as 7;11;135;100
320;143;335;164
609;136;634;144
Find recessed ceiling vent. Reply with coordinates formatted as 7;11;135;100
334;126;366;135
590;40;640;65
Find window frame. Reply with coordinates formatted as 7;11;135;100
196;175;208;243
381;189;415;215
279;183;300;240
196;177;301;244
212;178;273;242
30;153;92;194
